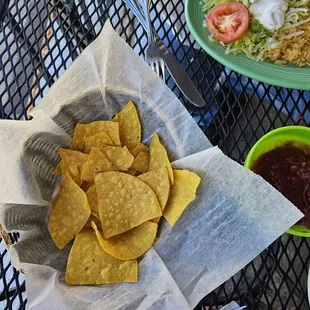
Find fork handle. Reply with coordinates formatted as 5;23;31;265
142;0;154;42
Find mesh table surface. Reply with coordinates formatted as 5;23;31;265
0;0;310;309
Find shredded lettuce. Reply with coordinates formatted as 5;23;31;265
289;0;310;8
202;0;249;12
224;20;280;61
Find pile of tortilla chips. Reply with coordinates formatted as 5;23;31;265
49;101;201;285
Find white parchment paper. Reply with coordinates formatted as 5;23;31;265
0;21;303;310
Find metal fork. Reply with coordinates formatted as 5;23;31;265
141;0;166;80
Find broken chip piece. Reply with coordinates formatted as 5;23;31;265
112;101;141;150
92;221;157;260
49;171;90;249
66;228;138;285
84;131;114;154
81;147;117;183
100;146;134;171
131;151;149;174
163;170;201;227
148;133;174;185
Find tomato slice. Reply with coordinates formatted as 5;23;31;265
206;3;249;44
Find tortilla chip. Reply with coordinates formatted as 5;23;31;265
100;146;134;171
92;221;157;260
92;210;100;219
86;185;98;212
84;132;114;154
129;143;148;157
81;181;94;192
52;162;62;175
81;148;118;183
67;164;82;186
131;151;149;173
49;171;90;249
138;167;170;211
112;101;141;150
66;228;138;285
58;148;88;175
163;170;201;227
70;124;87;152
95;171;161;238
84;214;102;229
126;168;137;176
148;133;174;185
71;122;121;151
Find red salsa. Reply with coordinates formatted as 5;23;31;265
252;143;310;227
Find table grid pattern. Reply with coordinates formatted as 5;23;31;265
0;0;309;309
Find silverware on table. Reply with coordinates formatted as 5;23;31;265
124;0;206;107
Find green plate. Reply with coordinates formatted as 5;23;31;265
244;126;310;237
185;0;310;90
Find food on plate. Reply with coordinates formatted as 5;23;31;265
92;221;157;260
112;100;141;150
206;2;250;44
81;147;117;183
49;171;90;249
100;146;134;171
84;131;114;153
252;142;310;227
148;133;174;185
164;170;201;227
48;101;201;285
66;228;138;285
95;171;161;238
203;0;310;65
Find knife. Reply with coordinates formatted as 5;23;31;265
155;36;206;107
124;0;206;107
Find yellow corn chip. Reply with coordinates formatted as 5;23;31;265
66;228;138;285
131;151;149;173
163;170;201;227
52;162;62;175
126;168;137;176
86;185;98;212
84;132;114;154
112;101;141;150
81;182;94;192
49;171;90;249
92;221;157;260
58;148;88;175
95;171;161;238
81;148;118;183
71;122;121;151
138;167;170;211
70;124;87;152
67;164;81;186
148;133;174;185
84;215;102;229
92;210;100;219
129;143;149;157
100;146;134;171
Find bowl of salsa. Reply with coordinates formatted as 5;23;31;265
244;126;310;237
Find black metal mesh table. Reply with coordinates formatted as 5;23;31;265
1;1;310;309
